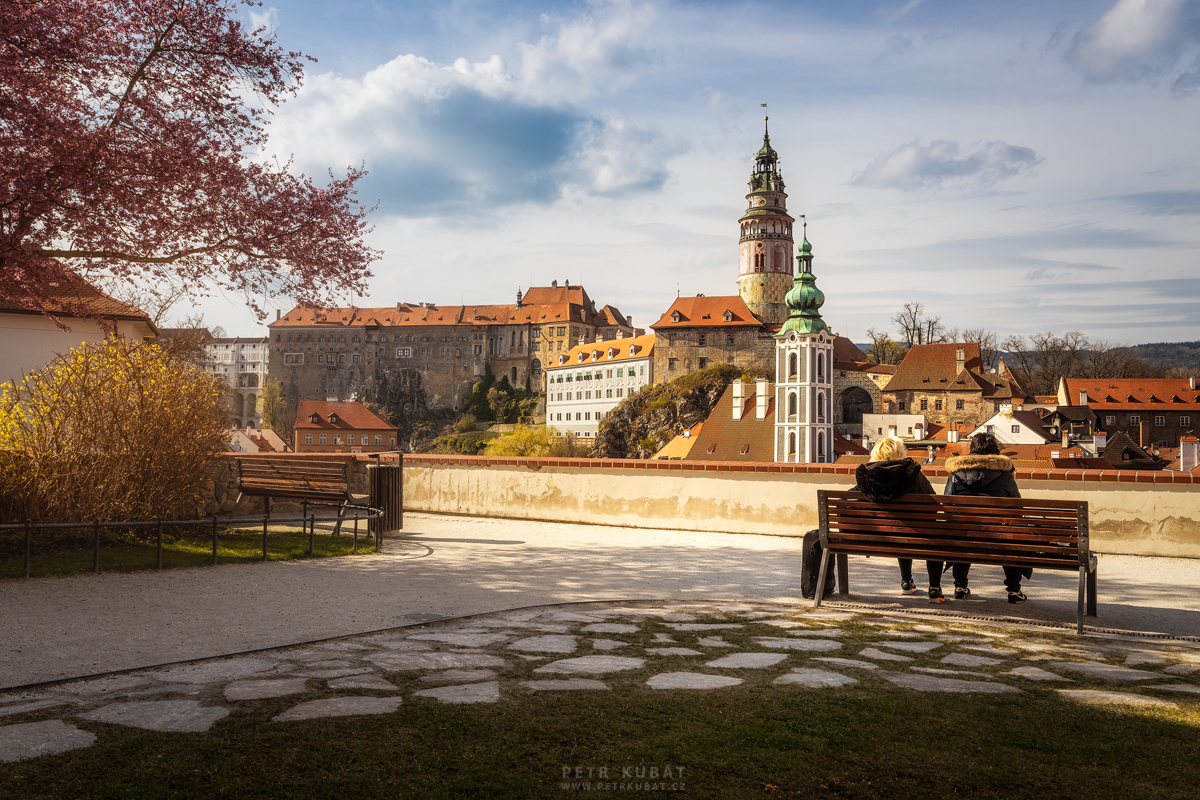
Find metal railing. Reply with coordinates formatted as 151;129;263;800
0;504;383;579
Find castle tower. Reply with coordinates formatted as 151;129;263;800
737;116;796;324
774;223;835;463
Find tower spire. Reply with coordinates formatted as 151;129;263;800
737;110;793;324
779;221;828;336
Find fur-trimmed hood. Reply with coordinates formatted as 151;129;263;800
945;454;1014;474
854;458;935;504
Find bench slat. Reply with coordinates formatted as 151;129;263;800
828;519;1078;539
823;491;1081;511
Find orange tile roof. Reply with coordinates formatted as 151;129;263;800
1064;379;1200;411
294;401;397;431
884;342;983;392
0;272;152;324
651;295;762;329
547;334;655;369
686;382;776;461
832;337;866;362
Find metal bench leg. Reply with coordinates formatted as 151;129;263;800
813;548;832;609
332;502;349;536
836;553;849;595
1086;566;1097;617
1076;567;1085;635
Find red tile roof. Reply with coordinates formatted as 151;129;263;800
686;382;776;461
0;273;152;323
294;401;397;431
1063;379;1200;411
548;334;655;369
884;342;983;392
651;295;761;329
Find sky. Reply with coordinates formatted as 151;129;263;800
192;0;1200;347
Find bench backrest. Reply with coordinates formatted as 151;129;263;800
818;490;1089;570
236;458;351;500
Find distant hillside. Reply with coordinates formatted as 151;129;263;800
1129;341;1200;373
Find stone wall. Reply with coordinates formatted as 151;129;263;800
402;454;1200;559
201;453;401;517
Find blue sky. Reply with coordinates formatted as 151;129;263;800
196;0;1200;346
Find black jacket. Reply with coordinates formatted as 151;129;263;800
853;458;935;503
943;454;1020;498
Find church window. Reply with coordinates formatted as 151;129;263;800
789;353;797;379
788;392;797;419
788;433;796;456
817;432;826;463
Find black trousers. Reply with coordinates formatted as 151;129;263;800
926;561;970;588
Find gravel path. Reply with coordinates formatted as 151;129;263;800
1;513;1197;689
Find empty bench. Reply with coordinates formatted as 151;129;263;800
235;457;368;535
814;490;1098;633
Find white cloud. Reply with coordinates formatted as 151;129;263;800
877;0;926;24
249;6;279;36
1068;0;1200;83
574;115;681;195
851;139;1042;191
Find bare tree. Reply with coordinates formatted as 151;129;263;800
1001;331;1162;396
962;328;1000;371
893;302;950;346
866;326;907;365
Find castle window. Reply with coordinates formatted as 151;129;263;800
920;399;928;411
956;399;965;410
727;334;735;345
698;333;707;346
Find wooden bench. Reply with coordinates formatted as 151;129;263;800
234;457;368;536
814;490;1098;633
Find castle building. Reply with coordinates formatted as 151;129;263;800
738;119;796;325
544;333;655;439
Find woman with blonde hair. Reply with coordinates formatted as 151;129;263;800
852;436;936;596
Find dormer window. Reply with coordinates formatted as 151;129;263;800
329;413;339;424
577;353;586;362
309;413;321;423
608;348;617;358
591;350;600;360
629;345;639;355
671;311;681;323
723;310;733;322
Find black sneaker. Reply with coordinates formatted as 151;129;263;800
929;587;945;604
1008;590;1027;604
954;586;971;600
901;580;917;595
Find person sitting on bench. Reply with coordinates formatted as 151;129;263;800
852;436;936;596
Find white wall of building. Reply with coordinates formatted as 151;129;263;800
205;337;268;427
545;337;654;439
0;312;155;383
969;412;1051;445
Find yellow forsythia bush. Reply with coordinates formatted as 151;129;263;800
0;338;228;523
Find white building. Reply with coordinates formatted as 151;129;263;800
967;406;1054;445
861;413;931;445
545;333;655;439
204;336;269;428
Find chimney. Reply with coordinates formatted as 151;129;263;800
732;380;744;420
955;347;965;374
1094;432;1107;453
756;379;768;419
552;279;558;288
1140;419;1147;449
515;288;523;310
997;355;1007;376
1061;429;1070;450
275;309;281;321
1078;390;1088;406
1191;377;1196;391
1181;436;1198;471
948;429;959;444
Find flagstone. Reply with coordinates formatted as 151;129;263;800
407;633;509;647
0;700;65;719
413;681;500;704
372;641;434;652
303;660;352;669
718;605;753;612
519;679;611;691
145;658;282;684
911;625;943;633
367;652;508;671
508;635;578;654
1023;655;1057;662
802;612;857;621
224;678;309;701
942;653;1005;668
664;623;745;631
534;656;645;675
591;639;627;651
697;636;737;648
293;667;373;679
911;667;995;679
315;641;376;652
740;611;781;619
646;673;744;690
876;641;943;653
420;669;499;684
812;658;881;671
883;673;1020;694
0;720;96;763
581;623;640;634
753;637;841;652
1051;662;1164;682
1004;666;1071;681
79;700;229;733
758;619;806;628
774;669;858;688
960;645;1017;656
113;685;203;699
788;628;845;637
540;611;609;623
646;647;702;656
1147;683;1200;694
705;652;787;669
859;648;913;663
1057;689;1176;708
879;631;925;638
661;613;697;622
1124;652;1169;666
55;675;152;695
273;696;403;721
652;633;676;642
327;674;398;691
1165;664;1200;675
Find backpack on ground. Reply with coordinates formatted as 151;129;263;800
800;529;836;599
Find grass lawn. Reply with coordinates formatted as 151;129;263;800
0;529;376;579
1;609;1197;798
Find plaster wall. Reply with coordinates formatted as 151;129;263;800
401;458;1200;559
0;313;153;382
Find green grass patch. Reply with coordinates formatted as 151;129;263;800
0;530;375;579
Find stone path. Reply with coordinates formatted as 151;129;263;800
1;601;1197;763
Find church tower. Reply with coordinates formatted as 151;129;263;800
737;117;796;325
774;223;835;463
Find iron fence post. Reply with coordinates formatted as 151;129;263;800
156;517;163;570
308;514;314;557
212;516;218;566
262;515;268;561
93;519;100;575
353;514;358;555
24;519;31;579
